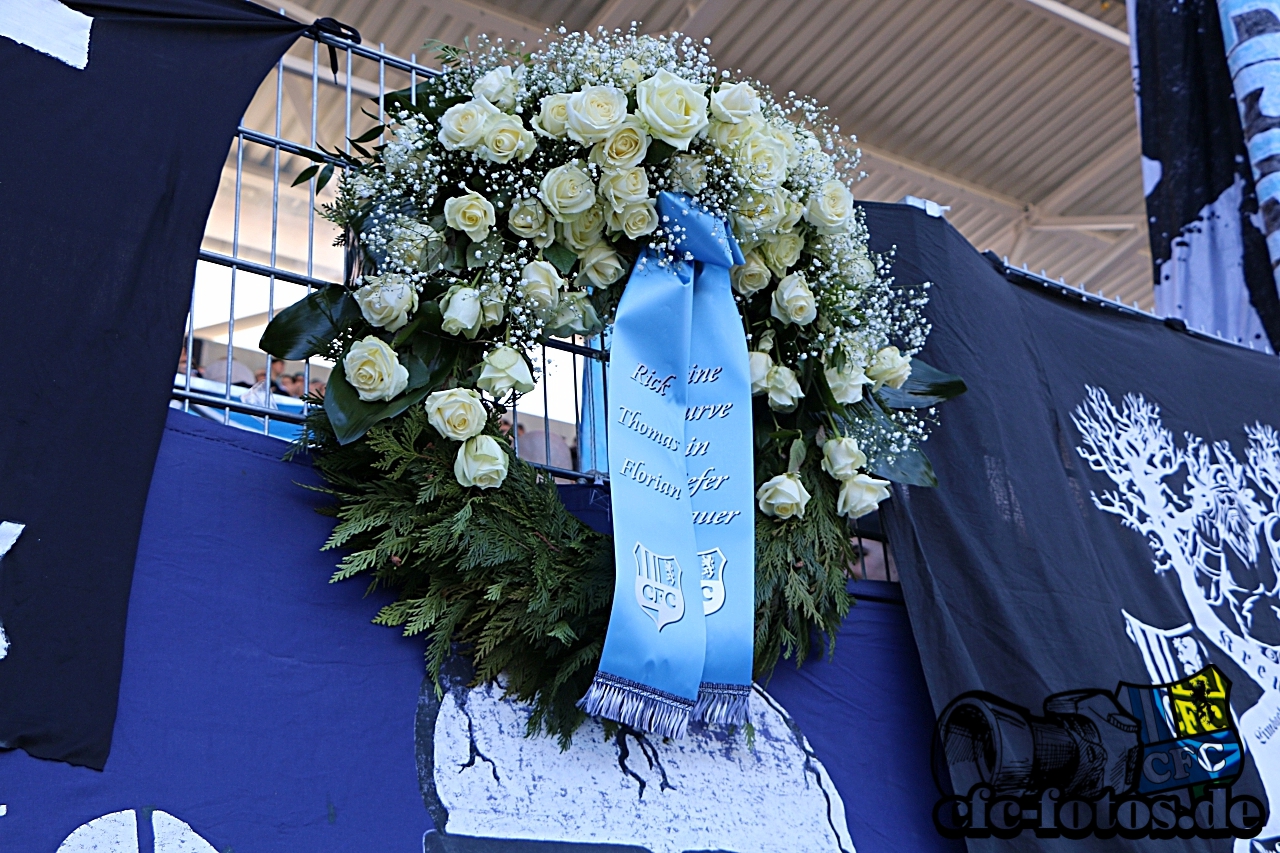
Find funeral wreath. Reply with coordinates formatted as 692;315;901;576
263;26;965;744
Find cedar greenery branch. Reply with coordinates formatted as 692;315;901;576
265;25;965;744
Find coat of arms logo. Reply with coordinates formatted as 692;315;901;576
634;542;685;631
699;547;726;616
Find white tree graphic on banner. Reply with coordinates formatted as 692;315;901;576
1073;386;1280;846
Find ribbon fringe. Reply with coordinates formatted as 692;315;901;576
694;682;751;727
579;671;693;739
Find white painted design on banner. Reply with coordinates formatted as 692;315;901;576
1075;386;1280;844
0;522;24;660
57;810;138;852
56;810;219;852
1153;174;1273;352
151;812;218;853
1141;155;1163;198
699;546;726;615
433;680;855;853
0;0;92;70
634;541;685;630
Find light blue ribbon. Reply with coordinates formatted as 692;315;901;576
580;193;754;737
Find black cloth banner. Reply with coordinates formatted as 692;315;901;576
0;0;304;769
869;200;1280;850
1130;0;1280;350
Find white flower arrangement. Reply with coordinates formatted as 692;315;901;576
266;25;960;510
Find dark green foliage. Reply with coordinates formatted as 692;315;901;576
307;405;614;746
302;401;862;746
752;437;858;681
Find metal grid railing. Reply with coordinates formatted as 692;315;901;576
177;28;609;482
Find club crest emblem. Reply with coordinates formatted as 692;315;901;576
634;542;685;630
699;547;726;616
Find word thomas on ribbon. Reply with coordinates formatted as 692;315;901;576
617;406;681;453
631;363;676;397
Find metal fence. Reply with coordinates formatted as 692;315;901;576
176;27;609;483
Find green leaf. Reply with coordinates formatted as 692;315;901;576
466;233;505;269
315;163;336;195
787;437;807;474
644;138;677;165
876;359;967;409
391;302;443;348
291;164;320;187
351;124;385;144
324;343;456;444
844;394;939;487
871;443;938;488
543;243;577;275
259;287;361;360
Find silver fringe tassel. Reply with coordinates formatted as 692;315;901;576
578;671;694;739
693;681;751;727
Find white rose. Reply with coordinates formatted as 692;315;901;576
765;364;803;412
779;193;805;232
820;436;868;481
507;196;555;248
670;152;707;194
439;285;483;339
635;69;709;150
767;121;799;168
732;250;773;296
438;98;500;150
598;166;650;212
710;115;764;151
607;199;659;240
578;243;626;287
770;272;817;326
760;230;804;277
478;113;536;164
532;93;571;138
711;81;761;124
343;336;409;402
837;473;891;519
735;131;789;190
804;179;855;234
756;472;811;520
477;345;535;397
354;273;418;332
590;116;650;170
424;387;487;441
443;190;496;243
520;259;563;316
733;188;787;237
479;287;505;327
471;65;520;111
616;57;644;89
547;292;602;337
749;351;773;395
824;362;870;404
558;202;606;254
866;346;912;390
565;85;628;145
455;435;510;490
539;162;596;222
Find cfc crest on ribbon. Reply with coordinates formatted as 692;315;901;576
635;542;686;631
699;547;726;616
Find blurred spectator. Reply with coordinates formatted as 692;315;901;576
176;346;202;378
202;357;256;387
308;379;327;398
518;429;572;470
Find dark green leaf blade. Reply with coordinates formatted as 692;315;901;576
325;355;428;445
876;359;967;409
259;287;361;360
544;243;577;275
291;164;320;187
315;163;336;195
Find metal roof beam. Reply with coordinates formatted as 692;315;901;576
858;143;1023;214
1036;134;1141;214
1001;0;1129;49
1029;214;1144;231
